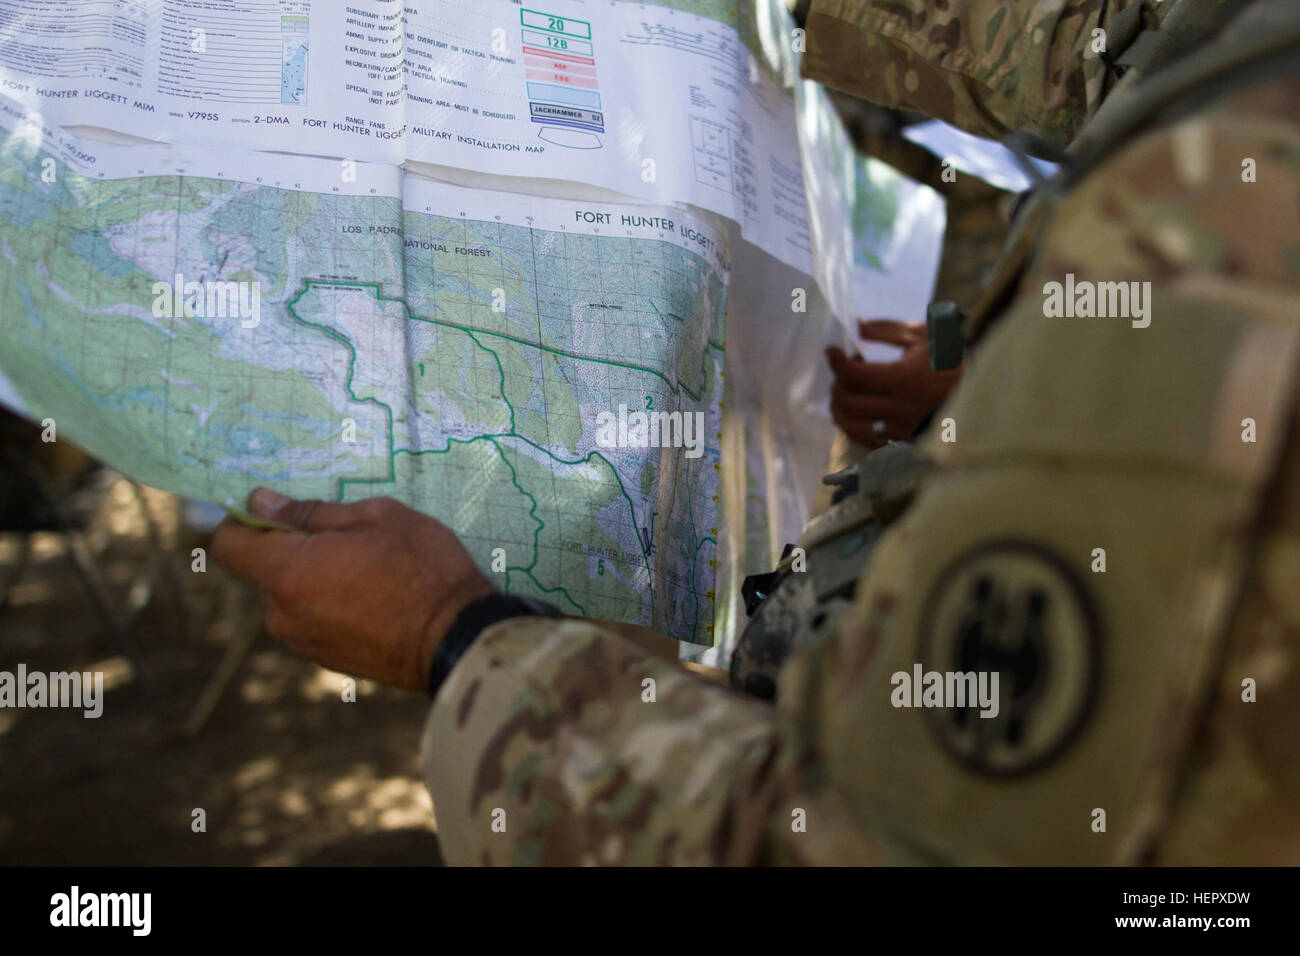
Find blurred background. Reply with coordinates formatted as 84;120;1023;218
0;410;444;865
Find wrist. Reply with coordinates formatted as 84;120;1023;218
426;590;565;700
416;574;495;692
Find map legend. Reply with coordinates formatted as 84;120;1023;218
520;7;604;144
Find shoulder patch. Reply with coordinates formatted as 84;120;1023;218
918;540;1101;776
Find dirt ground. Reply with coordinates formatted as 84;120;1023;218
0;479;444;866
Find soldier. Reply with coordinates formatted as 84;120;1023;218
212;0;1300;863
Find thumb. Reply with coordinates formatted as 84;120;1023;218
249;488;373;533
856;318;917;347
826;345;858;369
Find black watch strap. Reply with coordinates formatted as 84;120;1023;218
427;592;564;699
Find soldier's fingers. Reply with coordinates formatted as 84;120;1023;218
248;487;373;533
828;346;894;389
826;345;854;369
828;354;909;395
837;417;886;450
830;384;907;422
210;517;306;586
826;346;857;384
856;318;919;347
835;409;907;448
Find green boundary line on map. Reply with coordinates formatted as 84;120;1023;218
285;278;720;637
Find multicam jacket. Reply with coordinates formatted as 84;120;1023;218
422;0;1300;864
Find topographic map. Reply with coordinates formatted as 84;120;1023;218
0;0;944;656
0;100;726;642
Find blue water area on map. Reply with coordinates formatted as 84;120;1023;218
0;177;62;227
215;420;284;457
282;41;308;105
66;231;139;277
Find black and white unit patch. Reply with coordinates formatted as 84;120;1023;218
918;541;1101;776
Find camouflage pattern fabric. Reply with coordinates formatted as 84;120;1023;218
422;618;800;865
421;19;1300;864
812;74;1300;864
799;0;1154;145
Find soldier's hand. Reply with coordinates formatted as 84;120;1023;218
211;489;495;692
826;318;962;448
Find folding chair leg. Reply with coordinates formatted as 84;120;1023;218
64;528;138;668
183;588;262;736
0;532;31;613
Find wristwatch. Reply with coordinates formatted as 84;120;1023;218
426;592;564;699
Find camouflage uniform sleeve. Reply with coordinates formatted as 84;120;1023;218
422;618;754;866
420;617;880;865
800;0;1143;144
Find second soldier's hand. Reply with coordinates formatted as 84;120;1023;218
826;318;962;448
